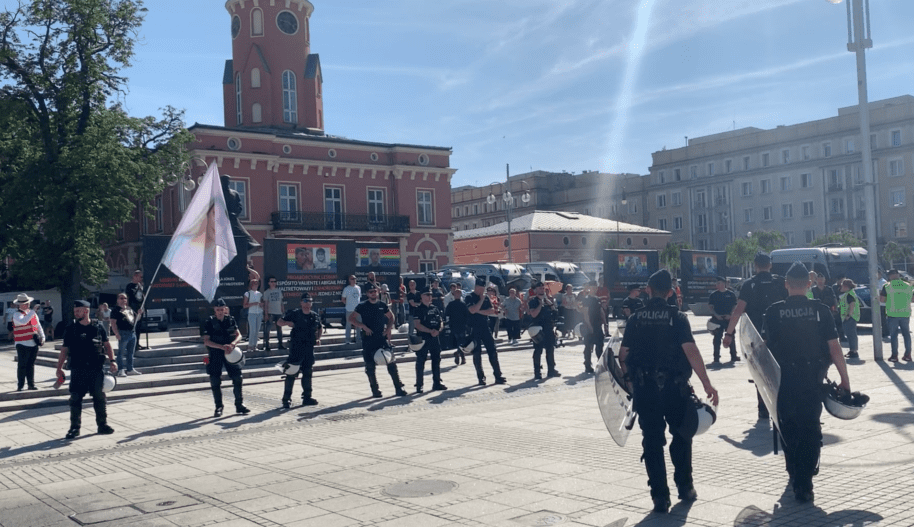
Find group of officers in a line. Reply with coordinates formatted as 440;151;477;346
42;252;886;514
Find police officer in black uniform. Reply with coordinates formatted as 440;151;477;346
203;298;249;417
618;270;719;514
707;276;738;363
465;278;507;385
349;283;408;397
445;288;469;365
621;284;644;318
722;252;788;419
528;280;561;380
277;292;322;408
56;300;118;440
763;262;851;503
412;288;447;392
580;281;605;374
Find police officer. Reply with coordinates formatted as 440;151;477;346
277;292;322;408
445;287;469;365
412;288;447;392
722;252;787;419
580;282;605;374
56;300;117;440
621;284;644;318
880;269;914;362
707;276;738;363
528;280;561;380
465;277;507;385
349;283;408;397
618;270;719;513
763;262;851;503
203;298;249;417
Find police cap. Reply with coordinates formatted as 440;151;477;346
364;282;378;291
754;251;771;266
647;269;673;291
785;261;809;279
73;300;91;308
475;277;487;287
715;276;728;283
213;298;227;307
628;283;642;291
300;292;313;302
887;269;901;277
421;288;432;296
531;280;544;289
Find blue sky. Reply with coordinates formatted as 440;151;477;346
67;0;914;187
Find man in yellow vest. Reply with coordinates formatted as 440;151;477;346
838;279;860;359
880;269;914;362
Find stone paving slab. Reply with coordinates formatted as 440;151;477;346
0;322;905;526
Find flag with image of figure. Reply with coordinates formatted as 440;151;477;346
160;162;237;302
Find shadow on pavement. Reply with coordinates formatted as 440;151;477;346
717;420;776;457
117;417;213;444
295;397;378;421
425;384;487;404
504;378;542;393
0;437;74;458
878;360;914;406
217;407;288;429
563;371;592;386
734;489;883;526
631;499;694;526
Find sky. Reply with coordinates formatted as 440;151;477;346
12;0;914;189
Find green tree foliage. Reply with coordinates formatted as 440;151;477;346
882;241;912;270
660;241;692;276
754;230;786;253
810;229;863;248
726;230;785;277
0;0;192;306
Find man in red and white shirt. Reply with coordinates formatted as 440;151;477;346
12;293;45;391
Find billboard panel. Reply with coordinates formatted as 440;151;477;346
680;250;727;303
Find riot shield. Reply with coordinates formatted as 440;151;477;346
595;324;637;447
738;314;781;432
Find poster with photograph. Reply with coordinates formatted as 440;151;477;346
691;253;718;277
618;253;649;278
287;244;337;273
357;247;399;270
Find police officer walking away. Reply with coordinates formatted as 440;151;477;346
203;298;249;417
722;252;787;419
580;282;605;374
56;300;117;440
763;262;851;503
466;278;507;385
880;269;914;362
618;270;719;513
707;276;738;363
277;292;322;407
349;283;408;397
528;281;561;380
412;288;447;392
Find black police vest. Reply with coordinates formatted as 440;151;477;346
624;301;691;375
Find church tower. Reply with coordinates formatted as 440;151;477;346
223;0;323;131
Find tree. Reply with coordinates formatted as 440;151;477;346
0;0;192;311
810;229;863;248
659;241;692;277
753;230;786;253
883;241;912;270
725;230;785;277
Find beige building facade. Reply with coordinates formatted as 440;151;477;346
642;95;914;251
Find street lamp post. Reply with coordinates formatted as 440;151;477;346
616;189;628;248
487;164;530;263
829;0;881;358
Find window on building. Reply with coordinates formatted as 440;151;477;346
801;173;812;188
656;194;666;208
829;169;842;189
472;223;477;229
251;68;260;88
419;261;436;273
892;188;906;208
707;162;715;176
744;209;752;224
782;149;790;164
282;70;298;124
805;230;816;244
823;142;832;157
252;103;262;123
741;182;752;197
417;190;434;225
473;204;478;215
690;165;698;179
854;166;863;185
279;184;298;221
714;185;727;205
830;198;845;214
694;189;706;208
892;130;902;147
890;158;904;177
780;176;791;191
658;218;668;230
725;159;732;173
696;214;708;234
785;231;794;245
235;73;242;125
762;153;770;167
802;145;810;160
672;191;682;206
763;206;773;221
743;156;750;170
674;216;683;230
870;133;877;151
674;168;681;181
464;206;468;216
324;187;343;229
846;139;855;154
895;222;908;238
154;196;163;232
368;188;385;220
229;180;247;219
716;212;728;231
659;171;665;184
782;203;793;219
803;201;814;217
628;201;638;214
251;8;263;36
761;179;771;194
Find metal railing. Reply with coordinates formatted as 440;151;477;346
271;211;411;233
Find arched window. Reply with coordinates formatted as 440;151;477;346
251;8;263;36
235;73;242;125
250;68;260;88
252;103;262;123
282;70;297;124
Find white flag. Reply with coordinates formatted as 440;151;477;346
161;162;238;302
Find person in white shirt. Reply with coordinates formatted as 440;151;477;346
12;293;45;390
341;275;362;344
243;280;264;350
443;283;458;309
262;276;286;350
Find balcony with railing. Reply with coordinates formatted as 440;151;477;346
271;211;411;233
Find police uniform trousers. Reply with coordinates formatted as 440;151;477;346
69;367;107;429
632;371;692;500
361;334;404;393
15;344;39;389
206;347;244;408
711;325;737;361
415;335;442;389
583;328;604;370
532;326;557;375
776;390;822;492
470;326;503;382
282;341;315;403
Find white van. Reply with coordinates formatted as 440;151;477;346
526;262;590;291
577;261;604;282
